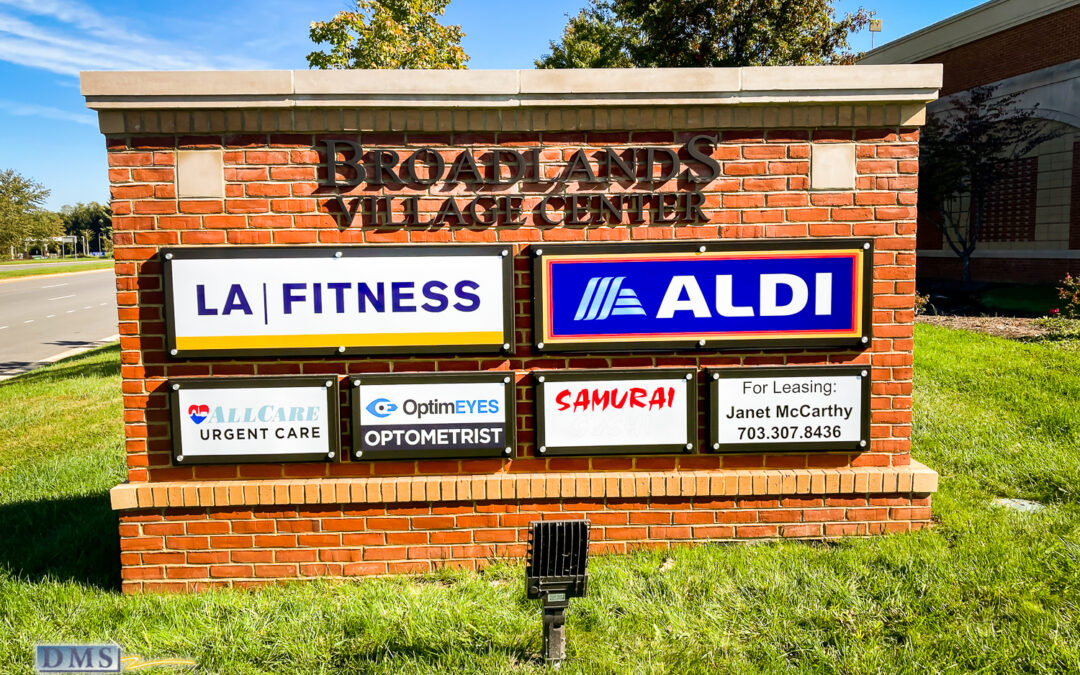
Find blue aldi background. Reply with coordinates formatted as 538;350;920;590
543;250;863;344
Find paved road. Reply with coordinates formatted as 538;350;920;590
0;259;107;272
0;269;118;379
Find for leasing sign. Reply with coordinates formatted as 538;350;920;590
533;240;872;352
162;245;514;357
707;366;870;452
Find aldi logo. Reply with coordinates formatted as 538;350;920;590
534;240;872;352
574;277;647;320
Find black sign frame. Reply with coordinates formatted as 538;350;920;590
161;244;516;359
531;238;874;353
169;376;341;465
534;368;698;456
350;371;517;461
706;365;871;453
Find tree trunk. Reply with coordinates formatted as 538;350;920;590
960;251;972;284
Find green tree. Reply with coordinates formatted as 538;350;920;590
537;0;871;68
307;0;468;70
60;201;113;254
0;169;50;258
919;85;1058;284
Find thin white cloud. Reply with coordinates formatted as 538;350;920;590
0;0;265;77
0;98;95;125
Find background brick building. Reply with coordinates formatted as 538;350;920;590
861;0;1080;283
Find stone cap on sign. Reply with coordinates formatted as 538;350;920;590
109;461;939;511
80;65;942;111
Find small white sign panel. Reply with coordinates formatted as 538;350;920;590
165;247;509;355
175;383;333;462
356;380;510;455
540;374;691;451
712;371;865;447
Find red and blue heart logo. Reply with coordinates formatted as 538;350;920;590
188;404;209;424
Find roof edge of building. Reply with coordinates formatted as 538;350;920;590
859;0;1077;65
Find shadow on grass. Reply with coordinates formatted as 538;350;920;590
0;343;120;388
0;492;121;590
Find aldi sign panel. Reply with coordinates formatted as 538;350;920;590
707;366;870;452
351;373;515;460
534;240;872;352
162;246;514;358
535;369;696;455
169;377;340;464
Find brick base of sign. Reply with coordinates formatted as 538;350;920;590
113;463;936;592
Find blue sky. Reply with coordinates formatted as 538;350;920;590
0;0;984;210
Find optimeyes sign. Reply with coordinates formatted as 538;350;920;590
162;245;514;358
533;240;872;352
351;372;516;460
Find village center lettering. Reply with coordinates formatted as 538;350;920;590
320;136;720;227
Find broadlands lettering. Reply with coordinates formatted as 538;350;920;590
319;135;720;228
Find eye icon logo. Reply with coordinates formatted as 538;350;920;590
574;276;647;321
366;398;398;418
187;404;209;424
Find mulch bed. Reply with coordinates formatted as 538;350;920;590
916;315;1049;340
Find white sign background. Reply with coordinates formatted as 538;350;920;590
177;385;331;458
357;381;507;426
541;376;690;449
168;252;505;346
712;372;863;445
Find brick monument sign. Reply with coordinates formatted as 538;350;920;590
81;67;942;593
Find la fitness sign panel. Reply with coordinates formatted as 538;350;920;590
533;240;872;352
707;366;870;452
162;245;514;358
169;376;340;464
535;369;697;455
351;372;515;460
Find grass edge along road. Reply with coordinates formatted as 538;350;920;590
0;260;114;281
1;325;1078;674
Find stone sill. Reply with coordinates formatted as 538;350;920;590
110;461;938;511
81;66;942;111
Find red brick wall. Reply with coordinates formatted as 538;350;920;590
107;123;925;589
110;127;919;482
917;5;1080;96
119;494;932;592
918;255;1080;283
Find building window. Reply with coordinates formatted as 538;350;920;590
982;156;1038;242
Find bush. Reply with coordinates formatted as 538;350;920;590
1056;274;1080;318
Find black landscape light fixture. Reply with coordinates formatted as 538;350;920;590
525;519;590;665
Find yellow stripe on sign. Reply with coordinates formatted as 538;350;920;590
176;332;504;350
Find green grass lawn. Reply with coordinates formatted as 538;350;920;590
1;326;1078;673
0;260;114;281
